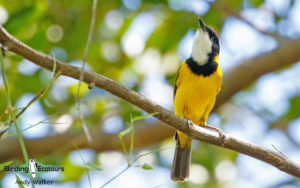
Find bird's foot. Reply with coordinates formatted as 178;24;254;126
185;118;194;141
199;124;226;146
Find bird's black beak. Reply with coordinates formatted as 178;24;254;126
198;17;206;32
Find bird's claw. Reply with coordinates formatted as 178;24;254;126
214;127;226;147
185;118;194;141
199;124;226;146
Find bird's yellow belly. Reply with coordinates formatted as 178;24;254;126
174;63;221;125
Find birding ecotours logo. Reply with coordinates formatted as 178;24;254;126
4;158;64;179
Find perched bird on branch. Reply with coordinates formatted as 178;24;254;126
171;17;222;181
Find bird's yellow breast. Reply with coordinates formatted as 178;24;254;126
174;60;222;125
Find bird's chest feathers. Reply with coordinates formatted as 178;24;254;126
175;60;222;106
174;61;222;122
179;63;220;95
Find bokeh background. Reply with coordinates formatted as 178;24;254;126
1;0;300;187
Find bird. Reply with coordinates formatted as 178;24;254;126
29;158;38;179
171;17;223;181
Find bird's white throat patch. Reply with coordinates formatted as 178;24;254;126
191;29;212;65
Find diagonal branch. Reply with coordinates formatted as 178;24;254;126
1;26;300;178
214;37;300;109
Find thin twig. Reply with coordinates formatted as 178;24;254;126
0;48;28;163
0;71;60;138
73;143;92;188
75;0;98;142
15;71;60;121
272;144;288;159
101;147;168;187
100;166;130;188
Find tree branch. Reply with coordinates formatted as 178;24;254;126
1;26;300;178
209;2;300;109
214;37;300;109
0;121;174;162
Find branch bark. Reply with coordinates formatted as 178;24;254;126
1;26;300;178
0;122;174;163
0;121;174;162
214;38;300;108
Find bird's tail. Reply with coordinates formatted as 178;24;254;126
171;132;191;181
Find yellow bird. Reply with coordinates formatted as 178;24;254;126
171;18;222;181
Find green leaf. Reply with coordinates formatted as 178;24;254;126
146;12;194;53
15;174;25;188
142;163;153;170
61;157;86;181
4;6;45;37
132;112;159;121
205;8;225;30
118;127;132;138
118;127;131;164
249;0;264;7
226;0;243;11
0;161;13;171
86;162;102;171
283;96;300;120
